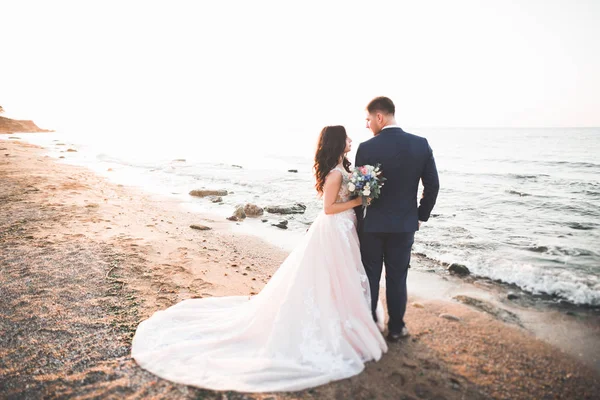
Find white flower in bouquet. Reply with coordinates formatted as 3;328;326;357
347;163;386;217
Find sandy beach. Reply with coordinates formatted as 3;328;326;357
1;139;599;399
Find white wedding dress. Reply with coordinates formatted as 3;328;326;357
131;166;387;392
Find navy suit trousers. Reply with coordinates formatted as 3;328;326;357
359;231;415;333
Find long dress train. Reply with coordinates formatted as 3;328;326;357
131;166;387;392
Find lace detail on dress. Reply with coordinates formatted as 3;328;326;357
299;288;355;373
331;166;352;203
328;166;356;249
359;273;369;294
331;212;354;250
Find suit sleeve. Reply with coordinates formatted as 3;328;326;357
418;140;440;222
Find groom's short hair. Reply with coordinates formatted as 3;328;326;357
367;96;395;116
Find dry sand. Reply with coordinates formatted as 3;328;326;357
1;139;598;399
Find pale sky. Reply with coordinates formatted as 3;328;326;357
1;0;599;143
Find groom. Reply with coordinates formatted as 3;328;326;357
355;96;439;342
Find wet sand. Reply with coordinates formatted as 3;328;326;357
1;139;598;399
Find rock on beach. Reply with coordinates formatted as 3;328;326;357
189;189;228;197
265;203;306;215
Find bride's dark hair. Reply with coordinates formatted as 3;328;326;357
314;125;351;194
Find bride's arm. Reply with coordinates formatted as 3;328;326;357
322;170;362;215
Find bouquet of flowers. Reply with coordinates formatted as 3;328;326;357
348;164;386;216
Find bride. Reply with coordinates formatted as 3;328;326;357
131;125;387;392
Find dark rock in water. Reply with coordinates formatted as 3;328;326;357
265;203;306;214
507;292;519;300
272;221;288;229
66;148;77;152
453;295;521;326
261;219;268;223
208;196;223;203
288;169;298;173
528;246;549;253
59;156;65;159
190;224;211;231
566;311;578;317
173;159;186;162
226;216;238;221
507;189;530;197
189;189;228;197
231;164;243;169
449;263;470;276
243;203;264;217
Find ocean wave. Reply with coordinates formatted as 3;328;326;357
472;159;600;169
526;245;597;257
537;160;600;169
469;261;600;306
583;190;600;197
443;170;552;181
508;173;550;180
412;241;600;306
537;203;600;218
567;222;597;230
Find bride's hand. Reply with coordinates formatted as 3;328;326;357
352;197;363;207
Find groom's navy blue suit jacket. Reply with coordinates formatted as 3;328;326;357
355;127;439;233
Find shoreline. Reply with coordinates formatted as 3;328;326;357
5;132;599;309
1;138;599;399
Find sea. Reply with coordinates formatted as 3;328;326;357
5;127;599;307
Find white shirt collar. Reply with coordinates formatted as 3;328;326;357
381;125;400;130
